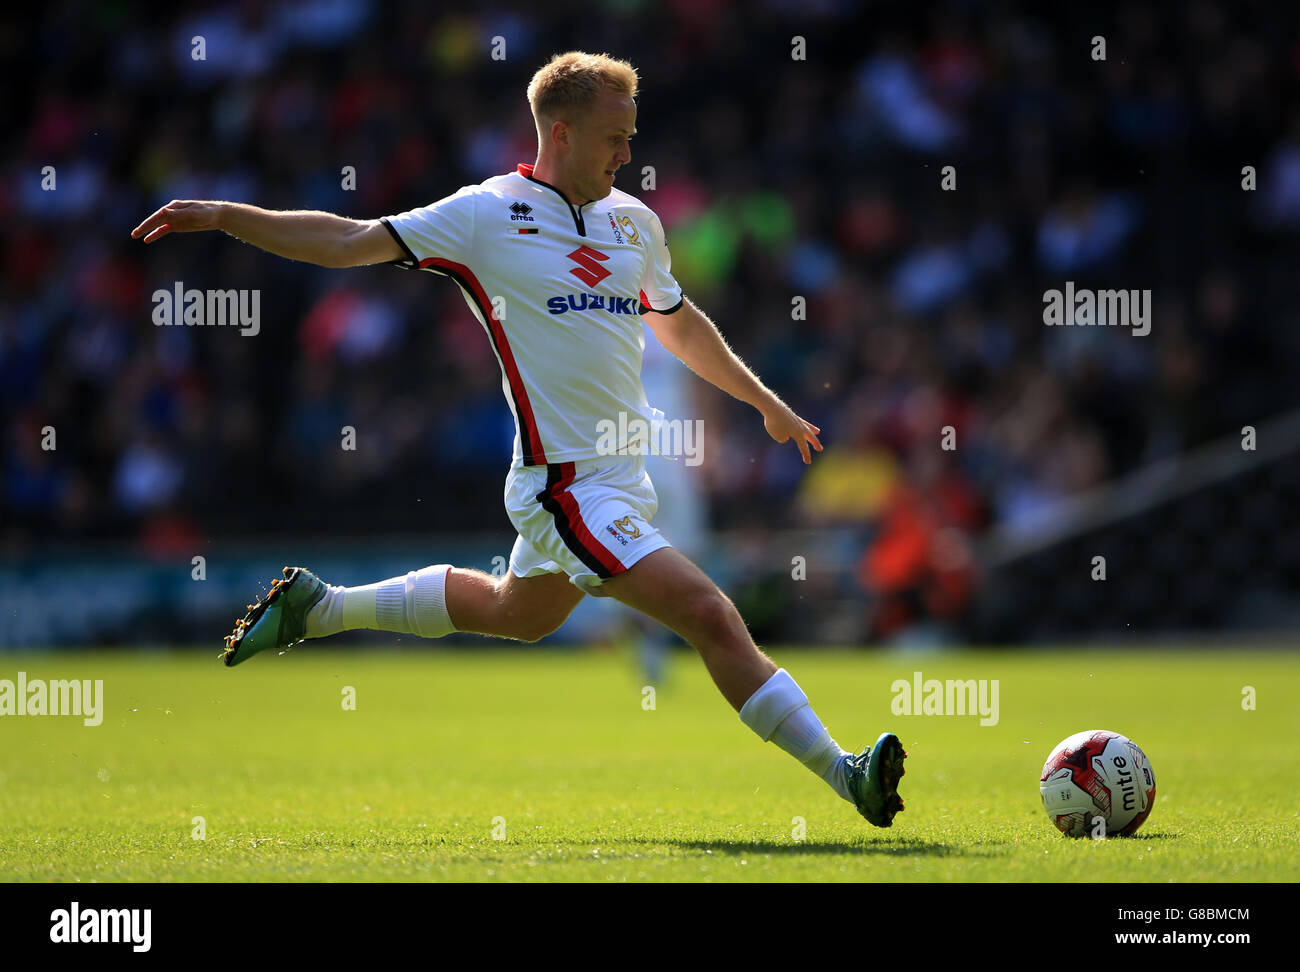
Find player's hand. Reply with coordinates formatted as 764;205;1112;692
762;401;822;464
131;200;224;244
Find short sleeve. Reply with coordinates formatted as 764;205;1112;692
638;211;684;314
380;187;477;269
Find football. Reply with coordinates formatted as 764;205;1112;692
1039;730;1157;837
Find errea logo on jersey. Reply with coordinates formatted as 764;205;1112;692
508;201;535;221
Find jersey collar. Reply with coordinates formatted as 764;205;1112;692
516;163;595;235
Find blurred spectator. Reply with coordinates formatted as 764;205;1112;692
3;1;1299;648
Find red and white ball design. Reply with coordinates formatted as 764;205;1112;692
1040;730;1156;837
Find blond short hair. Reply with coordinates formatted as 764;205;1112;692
526;51;638;125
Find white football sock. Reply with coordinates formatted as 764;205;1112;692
738;668;853;802
305;565;456;640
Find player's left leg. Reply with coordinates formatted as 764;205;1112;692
599;547;906;826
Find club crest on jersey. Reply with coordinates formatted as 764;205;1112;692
605;213;643;247
618;215;642;247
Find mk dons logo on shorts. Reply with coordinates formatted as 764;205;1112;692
605;514;646;546
612;516;642;539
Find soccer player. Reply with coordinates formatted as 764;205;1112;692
130;52;906;827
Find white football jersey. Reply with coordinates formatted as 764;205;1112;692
381;163;684;467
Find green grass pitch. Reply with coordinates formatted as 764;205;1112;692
1;647;1295;882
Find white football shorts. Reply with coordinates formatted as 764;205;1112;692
505;454;672;595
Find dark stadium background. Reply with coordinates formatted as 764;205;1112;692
3;0;1299;648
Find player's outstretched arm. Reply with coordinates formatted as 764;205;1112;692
130;200;402;268
645;297;823;464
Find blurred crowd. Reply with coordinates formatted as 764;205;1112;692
4;0;1300;634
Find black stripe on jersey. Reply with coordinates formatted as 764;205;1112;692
535;464;617;580
420;262;545;466
379;217;419;266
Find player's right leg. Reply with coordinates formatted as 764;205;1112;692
222;564;583;666
443;568;586;641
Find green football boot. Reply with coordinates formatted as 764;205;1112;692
222;566;328;667
846;731;907;827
